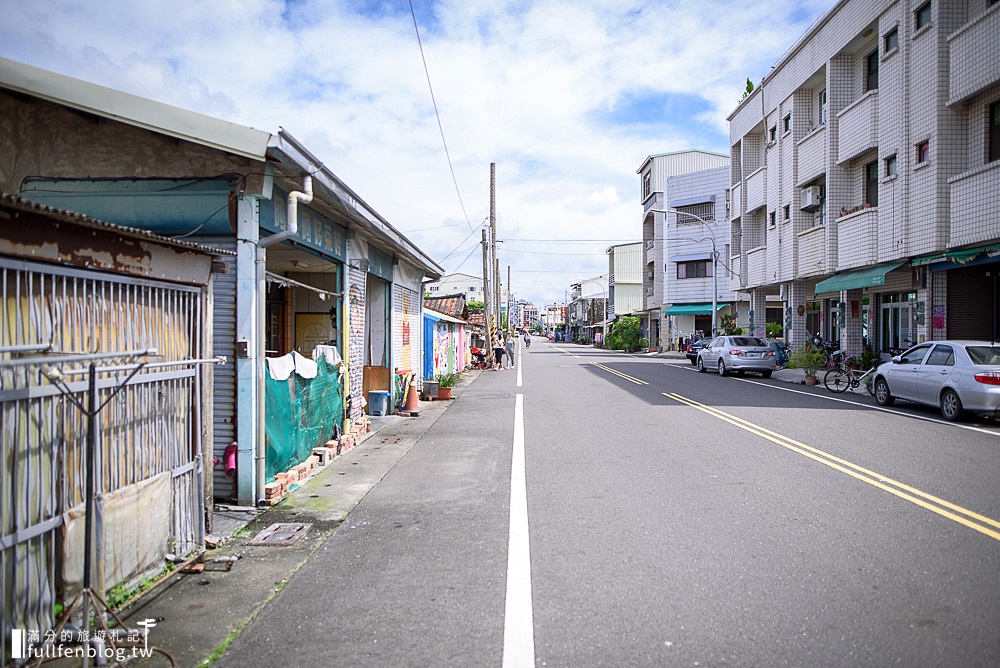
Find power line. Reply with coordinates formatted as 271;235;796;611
409;0;473;233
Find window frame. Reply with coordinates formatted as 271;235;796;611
818;89;827;126
866;51;879;92
884;27;899;53
865;161;879;207
783;204;791;222
988;101;1000;164
885;154;897;178
916;140;929;164
676;260;713;280
782;114;791;134
769;125;777;142
915;2;932;30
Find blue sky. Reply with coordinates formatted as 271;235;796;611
0;0;833;305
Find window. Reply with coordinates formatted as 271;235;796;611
989;101;1000;163
915;2;931;30
783;204;791;221
677;261;713;279
470;286;477;291
769;211;776;227
818;89;827;126
866;51;879;91
885;154;897;177
769;126;777;142
675;202;714;224
885;27;899;52
866;161;879;207
642;171;652;199
898;344;931;366
926;345;955;366
783;114;791;134
916;140;929;164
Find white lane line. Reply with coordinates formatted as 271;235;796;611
502;393;534;668
517;345;523;387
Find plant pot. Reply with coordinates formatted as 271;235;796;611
804;375;818;385
437;386;453;400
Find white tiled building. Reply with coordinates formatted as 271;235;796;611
425;272;509;306
638;151;733;349
727;0;1000;356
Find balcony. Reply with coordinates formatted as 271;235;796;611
794;125;826;186
836;208;877;269
645;240;657;264
797;225;828;277
949;6;1000;105
747;246;767;288
837;91;878;165
745;167;766;213
730;255;746;288
730;182;743;219
949;162;1000;247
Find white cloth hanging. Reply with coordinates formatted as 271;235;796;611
311;344;343;367
266;353;296;381
293;351;318;379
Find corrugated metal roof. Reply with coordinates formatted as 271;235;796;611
0;193;234;256
0;57;270;161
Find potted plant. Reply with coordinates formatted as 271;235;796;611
787;345;827;385
435;372;457;399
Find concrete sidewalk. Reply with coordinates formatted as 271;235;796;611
99;375;476;668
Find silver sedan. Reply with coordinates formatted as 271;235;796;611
872;340;1000;421
697;336;777;378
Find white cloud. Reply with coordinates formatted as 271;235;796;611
0;0;832;305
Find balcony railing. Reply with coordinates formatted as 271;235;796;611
730;182;743;219
836;208;877;269
745;167;766;213
747;246;767;288
949;162;1000;247
949;6;1000;105
836;91;878;165
797;225;828;277
796;125;826;185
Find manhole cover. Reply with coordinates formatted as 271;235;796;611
249;523;313;547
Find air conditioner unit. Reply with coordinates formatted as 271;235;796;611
800;186;822;212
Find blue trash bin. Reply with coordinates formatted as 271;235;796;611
368;390;390;416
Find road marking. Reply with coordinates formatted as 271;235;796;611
664;392;1000;542
592;362;649;385
502;393;535;667
733;376;1000;438
517;346;522;387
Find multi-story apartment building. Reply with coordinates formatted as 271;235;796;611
638;151;732;349
516;300;539;330
568;275;609;343
727;0;1000;355
606;243;645;335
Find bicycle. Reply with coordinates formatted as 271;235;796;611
823;353;877;394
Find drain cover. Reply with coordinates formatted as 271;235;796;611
249;523;313;547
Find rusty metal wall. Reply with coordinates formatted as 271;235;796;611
0;258;203;657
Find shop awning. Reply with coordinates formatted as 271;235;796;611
663;302;729;315
814;262;905;294
911;243;1000;268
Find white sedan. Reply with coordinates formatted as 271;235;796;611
871;341;1000;421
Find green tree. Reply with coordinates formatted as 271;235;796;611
765;322;783;338
606;316;641;351
719;312;745;335
467;300;485;311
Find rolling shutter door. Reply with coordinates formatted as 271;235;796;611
947;263;1000;340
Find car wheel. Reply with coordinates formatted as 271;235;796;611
940;389;963;421
873;378;894;406
760;370;772;378
697;357;707;373
718;359;728;377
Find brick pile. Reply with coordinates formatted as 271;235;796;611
263;416;373;506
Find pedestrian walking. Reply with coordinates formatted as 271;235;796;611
505;334;515;369
493;334;505;371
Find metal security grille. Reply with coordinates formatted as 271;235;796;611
1;259;203;657
675;202;715;224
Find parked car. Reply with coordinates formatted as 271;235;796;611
685;338;713;365
871;341;1000;421
697;336;776;377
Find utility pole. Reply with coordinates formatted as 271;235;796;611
482;228;493;346
490;162;500;333
507;265;512;332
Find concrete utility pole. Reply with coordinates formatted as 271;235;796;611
482;228;493;345
490;163;500;332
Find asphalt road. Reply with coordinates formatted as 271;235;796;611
217;339;1000;667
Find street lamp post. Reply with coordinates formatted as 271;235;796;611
649;208;719;338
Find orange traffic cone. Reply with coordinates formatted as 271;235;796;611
402;376;421;414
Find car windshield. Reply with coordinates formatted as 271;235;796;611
731;337;766;347
966;346;1000;365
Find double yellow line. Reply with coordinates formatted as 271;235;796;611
665;392;1000;542
593;362;649;385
